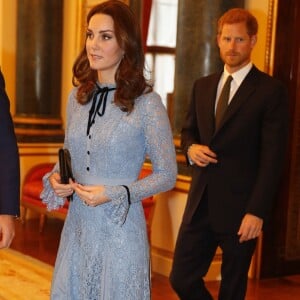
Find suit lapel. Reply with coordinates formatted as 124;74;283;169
199;73;221;142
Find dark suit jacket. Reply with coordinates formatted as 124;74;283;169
0;70;20;216
181;65;288;233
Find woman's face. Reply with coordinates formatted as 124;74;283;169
86;13;124;83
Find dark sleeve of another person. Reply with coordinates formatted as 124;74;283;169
0;70;20;216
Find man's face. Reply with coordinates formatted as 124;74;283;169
217;22;257;73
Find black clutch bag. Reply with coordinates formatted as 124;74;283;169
58;148;74;201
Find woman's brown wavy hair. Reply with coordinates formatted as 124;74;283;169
72;0;152;112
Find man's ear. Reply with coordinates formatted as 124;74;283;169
250;35;257;48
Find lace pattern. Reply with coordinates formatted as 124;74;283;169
40;86;177;299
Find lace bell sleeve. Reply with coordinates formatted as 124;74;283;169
40;89;76;211
104;92;177;225
40;162;67;210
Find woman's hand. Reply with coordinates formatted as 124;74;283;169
48;172;74;198
71;181;109;207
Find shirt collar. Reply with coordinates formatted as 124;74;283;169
223;62;253;86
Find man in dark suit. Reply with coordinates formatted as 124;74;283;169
0;69;20;249
170;8;288;300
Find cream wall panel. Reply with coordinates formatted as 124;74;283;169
152;190;186;251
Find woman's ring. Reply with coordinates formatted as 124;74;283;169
84;201;89;206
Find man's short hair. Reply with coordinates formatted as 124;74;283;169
217;8;258;36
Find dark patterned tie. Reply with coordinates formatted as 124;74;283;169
215;75;233;130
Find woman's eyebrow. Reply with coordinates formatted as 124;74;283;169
87;28;114;34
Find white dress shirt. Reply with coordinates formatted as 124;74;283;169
215;62;253;112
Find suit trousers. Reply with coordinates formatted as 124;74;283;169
170;191;257;300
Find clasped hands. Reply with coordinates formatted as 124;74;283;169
49;172;109;207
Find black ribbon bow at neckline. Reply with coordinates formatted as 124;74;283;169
86;85;116;136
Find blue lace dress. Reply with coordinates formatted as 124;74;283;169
41;84;177;300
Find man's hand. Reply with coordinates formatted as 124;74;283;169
238;213;263;243
188;144;218;167
0;215;15;249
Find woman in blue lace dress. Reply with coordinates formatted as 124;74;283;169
41;1;177;299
